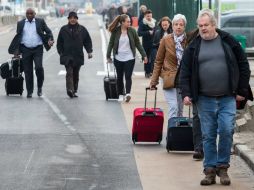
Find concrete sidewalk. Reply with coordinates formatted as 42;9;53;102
0;24;14;35
120;74;254;189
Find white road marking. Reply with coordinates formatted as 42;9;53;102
96;71;115;76
58;70;66;75
133;72;145;76
24;150;35;174
98;19;108;72
96;71;145;76
42;96;76;132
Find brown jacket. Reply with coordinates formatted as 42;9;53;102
150;33;187;86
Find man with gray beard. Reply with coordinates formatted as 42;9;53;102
179;9;250;186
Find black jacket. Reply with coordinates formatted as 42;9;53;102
57;24;93;66
152;27;172;49
138;21;155;50
8;18;54;54
179;29;250;102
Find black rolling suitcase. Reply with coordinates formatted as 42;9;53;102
166;106;194;152
104;63;118;100
0;58;23;79
5;58;24;96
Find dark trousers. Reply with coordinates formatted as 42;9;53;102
150;48;157;74
65;62;81;93
144;47;152;74
114;59;135;95
192;103;203;151
21;45;44;94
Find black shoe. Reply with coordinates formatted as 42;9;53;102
27;93;32;98
73;93;78;98
193;150;204;160
67;90;74;98
145;73;150;78
37;88;42;97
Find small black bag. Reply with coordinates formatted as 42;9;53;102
0;58;23;79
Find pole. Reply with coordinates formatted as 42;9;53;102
209;0;212;9
214;0;221;28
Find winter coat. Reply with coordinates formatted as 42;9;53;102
150;33;187;86
138;20;155;50
57;24;93;66
152;27;173;49
179;29;251;102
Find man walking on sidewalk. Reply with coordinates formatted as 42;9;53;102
57;12;93;98
8;8;54;98
179;9;250;186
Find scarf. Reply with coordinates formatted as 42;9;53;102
143;17;156;28
173;32;185;67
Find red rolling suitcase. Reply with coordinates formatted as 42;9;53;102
132;87;164;144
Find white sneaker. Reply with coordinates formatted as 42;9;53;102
118;95;124;102
125;94;131;103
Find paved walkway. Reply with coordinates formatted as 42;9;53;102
119;73;254;189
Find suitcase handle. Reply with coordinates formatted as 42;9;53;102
144;87;158;113
11;58;21;78
106;61;116;79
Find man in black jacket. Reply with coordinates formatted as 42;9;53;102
179;9;250;186
8;8;54;98
57;12;93;98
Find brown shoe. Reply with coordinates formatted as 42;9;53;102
216;166;231;185
200;167;216;186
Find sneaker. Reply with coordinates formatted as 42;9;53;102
125;94;131;103
118;95;124;102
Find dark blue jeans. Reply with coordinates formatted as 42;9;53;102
114;59;135;95
197;95;236;169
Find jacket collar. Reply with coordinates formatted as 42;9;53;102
188;28;231;49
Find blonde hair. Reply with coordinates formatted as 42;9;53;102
108;14;129;33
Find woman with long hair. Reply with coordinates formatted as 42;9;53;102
107;14;148;102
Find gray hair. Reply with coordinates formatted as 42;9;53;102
172;14;187;26
197;8;217;26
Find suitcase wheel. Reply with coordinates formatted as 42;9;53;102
132;133;137;144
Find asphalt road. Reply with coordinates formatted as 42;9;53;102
0;15;142;190
1;14;254;190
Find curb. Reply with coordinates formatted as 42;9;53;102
234;100;254;172
233;143;254;172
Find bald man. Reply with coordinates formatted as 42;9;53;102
9;8;54;98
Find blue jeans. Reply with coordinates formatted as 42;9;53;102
197;96;236;169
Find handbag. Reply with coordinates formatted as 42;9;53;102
161;69;177;89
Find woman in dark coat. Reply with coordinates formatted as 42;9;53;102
57;11;93;98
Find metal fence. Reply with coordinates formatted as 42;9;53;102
139;0;200;32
